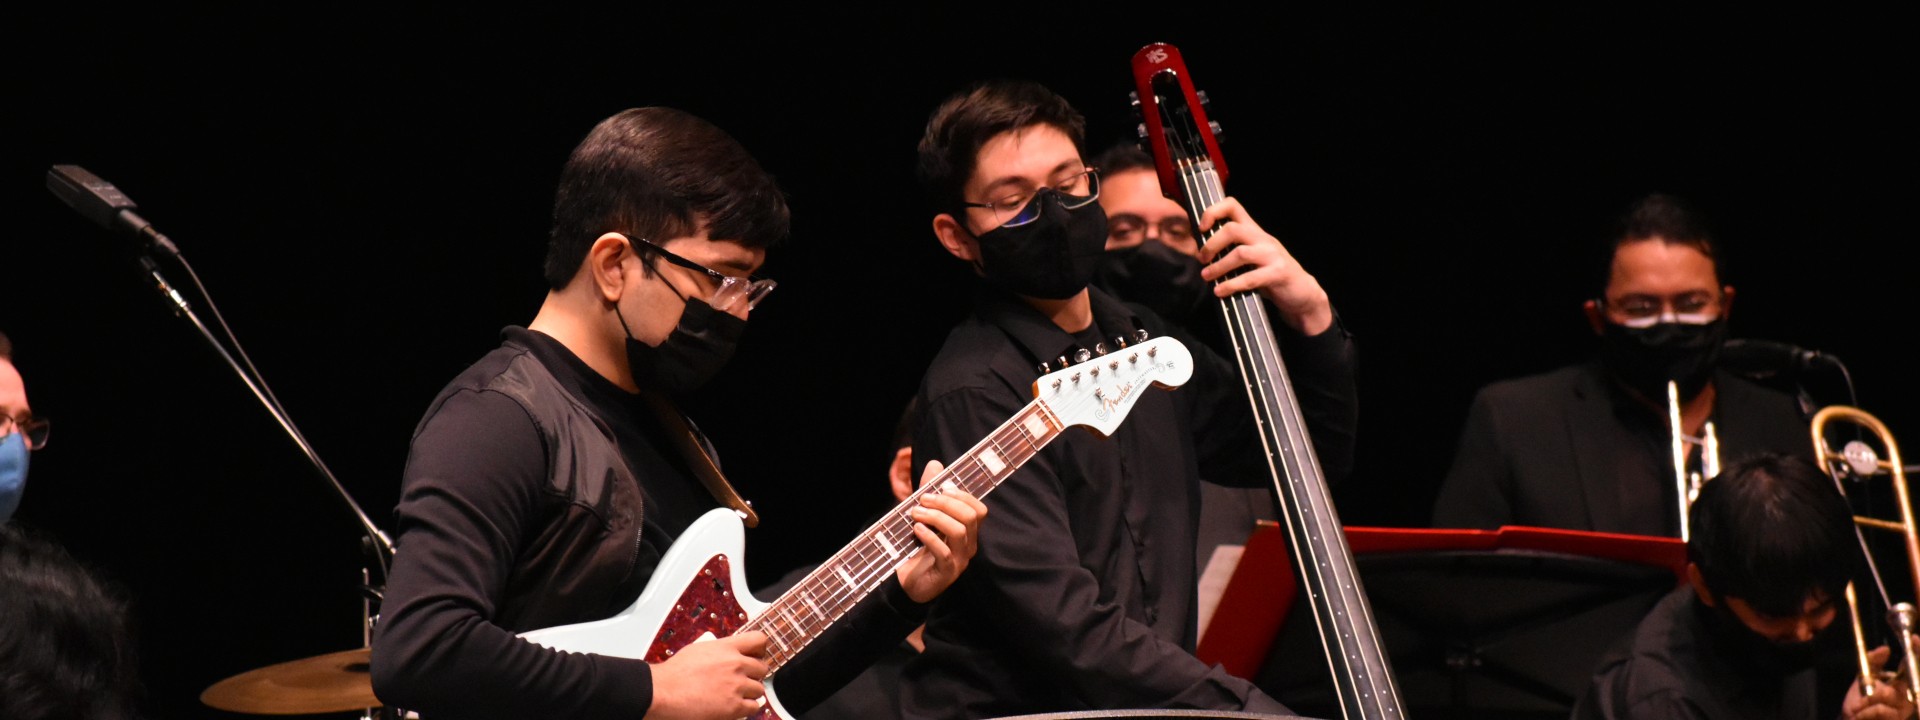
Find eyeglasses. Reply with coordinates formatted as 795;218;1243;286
1;414;49;451
626;236;777;313
961;167;1101;229
1107;213;1196;247
1598;292;1722;328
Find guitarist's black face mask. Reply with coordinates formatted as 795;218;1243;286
616;260;747;397
968;188;1109;300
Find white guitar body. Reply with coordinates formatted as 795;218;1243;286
513;335;1194;720
519;509;792;720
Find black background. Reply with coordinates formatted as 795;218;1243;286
4;6;1914;719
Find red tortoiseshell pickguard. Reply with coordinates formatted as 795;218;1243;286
641;554;781;719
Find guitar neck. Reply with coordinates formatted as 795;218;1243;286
742;401;1065;671
1185;167;1404;719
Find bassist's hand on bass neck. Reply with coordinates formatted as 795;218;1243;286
1195;196;1333;337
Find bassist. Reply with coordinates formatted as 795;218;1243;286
902;79;1358;719
369;107;987;720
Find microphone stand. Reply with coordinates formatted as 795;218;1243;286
140;247;394;717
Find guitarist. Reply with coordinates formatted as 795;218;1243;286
903;80;1358;718
369;107;988;720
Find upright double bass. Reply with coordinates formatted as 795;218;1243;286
1130;43;1406;719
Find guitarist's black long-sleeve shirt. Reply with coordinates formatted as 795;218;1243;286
900;287;1358;718
372;327;926;720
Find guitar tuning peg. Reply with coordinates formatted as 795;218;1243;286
1073;348;1091;364
1057;355;1070;369
1037;362;1051;374
1093;342;1108;356
1134;329;1150;342
1111;335;1129;349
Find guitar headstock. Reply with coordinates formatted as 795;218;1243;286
1130;42;1227;207
1032;336;1193;438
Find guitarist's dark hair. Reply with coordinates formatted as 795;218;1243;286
544;107;790;290
917;80;1086;215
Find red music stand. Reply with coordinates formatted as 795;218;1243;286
1198;523;1685;720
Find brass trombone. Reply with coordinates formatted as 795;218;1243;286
1811;405;1920;701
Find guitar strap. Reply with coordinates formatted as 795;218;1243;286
639;391;761;528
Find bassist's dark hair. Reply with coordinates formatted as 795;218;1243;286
917;80;1087;216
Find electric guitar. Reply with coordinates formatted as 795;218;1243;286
518;336;1196;719
1131;43;1405;719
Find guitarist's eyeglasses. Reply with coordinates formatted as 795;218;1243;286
961;167;1101;229
627;237;778;313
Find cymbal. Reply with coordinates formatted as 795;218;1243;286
201;647;379;715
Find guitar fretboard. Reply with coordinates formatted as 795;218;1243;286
743;401;1064;671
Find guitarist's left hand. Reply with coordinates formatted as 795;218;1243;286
896;459;989;604
1196;197;1334;337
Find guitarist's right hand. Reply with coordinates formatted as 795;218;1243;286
646;631;770;720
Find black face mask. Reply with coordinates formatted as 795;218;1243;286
1094;239;1209;321
970;189;1109;300
1698;596;1825;677
618;291;746;397
1599;318;1729;401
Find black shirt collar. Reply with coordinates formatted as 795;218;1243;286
975;285;1147;372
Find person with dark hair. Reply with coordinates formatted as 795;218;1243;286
1;523;145;720
1432;193;1812;536
899;79;1357;717
368;107;986;720
1086;141;1345;576
2;330;51;524
1573;453;1916;719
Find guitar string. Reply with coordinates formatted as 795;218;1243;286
1161;95;1395;716
746;405;1062;667
762;412;1057;667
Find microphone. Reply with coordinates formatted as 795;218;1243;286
1719;338;1837;378
46;165;179;255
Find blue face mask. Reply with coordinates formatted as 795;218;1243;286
0;430;27;522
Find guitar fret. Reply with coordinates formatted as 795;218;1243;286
801;590;824;620
875;532;899;560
